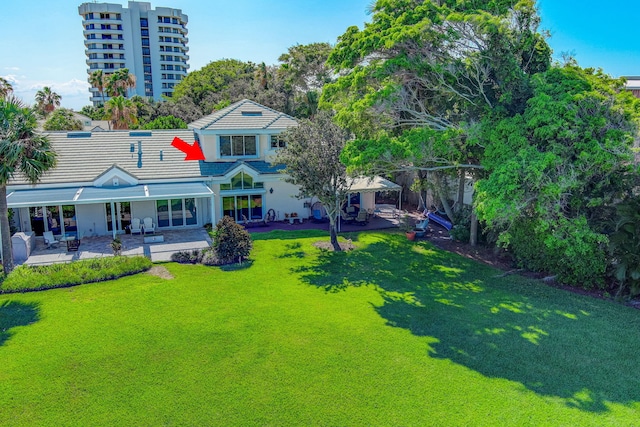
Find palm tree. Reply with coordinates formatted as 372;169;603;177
106;68;136;98
0;77;13;98
0;95;57;273
105;95;138;130
89;70;106;106
34;86;61;117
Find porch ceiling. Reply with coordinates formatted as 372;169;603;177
7;182;214;208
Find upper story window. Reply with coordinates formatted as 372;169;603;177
86;24;95;30
140;18;148;27
141;29;149;36
101;24;111;30
270;135;286;149
103;43;113;49
85;13;94;20
100;13;109;19
219;135;257;157
102;34;112;40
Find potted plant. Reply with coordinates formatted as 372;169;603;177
399;214;416;241
111;238;123;256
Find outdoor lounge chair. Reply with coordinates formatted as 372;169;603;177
340;210;354;224
354;209;369;225
43;231;59;249
129;217;142;234
143;217;155;234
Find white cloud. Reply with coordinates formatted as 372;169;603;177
8;76;90;110
3;67;21;72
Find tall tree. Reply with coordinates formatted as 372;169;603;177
474;64;640;286
106;68;136;98
105;95;138;130
0;77;13;98
322;0;550;241
276;111;351;251
278;42;333;117
34;86;61;117
89;70;106;106
0;95;57;273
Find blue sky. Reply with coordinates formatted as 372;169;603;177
1;1;638;111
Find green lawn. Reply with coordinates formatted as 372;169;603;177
0;230;638;426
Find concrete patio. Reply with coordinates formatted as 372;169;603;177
22;228;212;266
18;208;405;266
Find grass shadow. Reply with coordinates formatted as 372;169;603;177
298;232;640;413
0;300;40;346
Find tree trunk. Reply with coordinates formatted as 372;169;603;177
470;210;478;247
456;169;465;212
329;219;341;251
433;172;455;223
0;185;14;274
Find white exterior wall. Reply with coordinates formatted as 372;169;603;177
131;200;156;223
76;204;108;237
200;134;218;161
267;181;309;221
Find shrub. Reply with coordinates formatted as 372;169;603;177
212;216;252;264
505;216;607;288
0;256;152;293
608;198;640;298
170;249;203;264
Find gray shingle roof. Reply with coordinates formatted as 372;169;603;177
8;129;203;186
188;99;298;131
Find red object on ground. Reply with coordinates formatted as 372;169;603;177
171;137;205;161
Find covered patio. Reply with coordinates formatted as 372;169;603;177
22;228;212;266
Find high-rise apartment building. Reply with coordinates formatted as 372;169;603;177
78;1;189;106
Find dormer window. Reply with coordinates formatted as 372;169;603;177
219;135;257;157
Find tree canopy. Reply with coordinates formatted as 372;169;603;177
474;64;640;286
43;108;83;131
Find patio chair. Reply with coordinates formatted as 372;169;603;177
43;231;59;249
340;210;354;224
143;217;155;234
66;234;81;252
354;209;369;225
129;217;142;234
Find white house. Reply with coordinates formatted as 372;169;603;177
6;99;398;242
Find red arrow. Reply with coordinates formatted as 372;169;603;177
171;136;205;161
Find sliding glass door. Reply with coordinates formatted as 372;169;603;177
156;198;197;228
222;195;263;222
